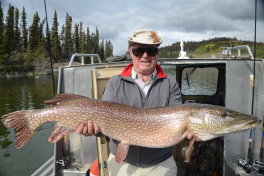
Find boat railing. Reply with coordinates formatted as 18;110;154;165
68;53;102;66
31;156;54;176
220;45;254;59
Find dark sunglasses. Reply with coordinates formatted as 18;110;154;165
131;47;158;57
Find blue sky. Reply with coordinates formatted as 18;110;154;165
2;0;264;55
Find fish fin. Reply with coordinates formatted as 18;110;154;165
115;142;130;163
1;110;36;149
45;94;87;105
48;123;75;143
186;138;196;162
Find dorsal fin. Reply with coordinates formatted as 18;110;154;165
45;94;87;105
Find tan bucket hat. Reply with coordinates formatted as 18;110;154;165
128;30;163;48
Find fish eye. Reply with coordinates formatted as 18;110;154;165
221;112;228;118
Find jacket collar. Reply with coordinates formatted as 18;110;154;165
120;63;167;78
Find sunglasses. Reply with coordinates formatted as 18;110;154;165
131;47;158;57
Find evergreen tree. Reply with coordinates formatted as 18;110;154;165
0;2;4;60
51;10;61;61
63;13;73;58
14;8;20;52
86;27;91;54
21;7;28;50
81;30;86;53
94;27;99;53
105;40;113;58
90;28;99;54
3;4;15;55
90;32;95;54
73;23;79;53
99;38;104;60
79;22;86;53
37;19;45;56
29;12;40;51
23;44;34;71
60;24;65;56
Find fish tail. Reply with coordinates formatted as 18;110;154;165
1;110;36;149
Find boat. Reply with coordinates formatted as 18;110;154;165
31;45;264;176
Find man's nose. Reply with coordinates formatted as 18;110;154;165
142;52;148;57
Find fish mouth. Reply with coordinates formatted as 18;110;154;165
246;119;261;127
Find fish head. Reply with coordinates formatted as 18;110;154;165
187;104;261;140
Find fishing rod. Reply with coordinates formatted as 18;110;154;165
248;0;258;164
43;1;70;170
251;0;257;116
44;0;56;96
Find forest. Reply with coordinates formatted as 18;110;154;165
159;37;264;59
0;3;113;75
1;3;264;75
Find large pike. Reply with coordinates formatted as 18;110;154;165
1;94;261;163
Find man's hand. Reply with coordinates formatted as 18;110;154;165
187;132;200;141
76;120;100;137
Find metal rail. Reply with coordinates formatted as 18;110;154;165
220;45;254;59
68;53;102;66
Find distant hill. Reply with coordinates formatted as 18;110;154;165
159;37;264;59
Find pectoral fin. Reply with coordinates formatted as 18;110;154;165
48;123;75;143
115;142;130;163
186;137;196;162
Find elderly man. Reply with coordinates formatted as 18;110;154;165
77;30;188;176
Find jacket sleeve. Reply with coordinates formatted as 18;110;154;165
168;77;182;106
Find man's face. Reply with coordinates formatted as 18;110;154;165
129;43;158;75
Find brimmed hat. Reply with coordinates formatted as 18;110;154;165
128;30;163;48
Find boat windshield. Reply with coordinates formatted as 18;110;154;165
181;67;219;95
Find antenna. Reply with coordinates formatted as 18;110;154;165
180;0;182;33
177;0;189;59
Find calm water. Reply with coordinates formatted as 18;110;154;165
0;75;57;176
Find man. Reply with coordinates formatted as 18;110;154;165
77;30;191;176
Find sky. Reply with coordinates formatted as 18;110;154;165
1;0;264;56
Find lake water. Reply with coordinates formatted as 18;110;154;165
0;75;57;176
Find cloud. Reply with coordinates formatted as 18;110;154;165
1;0;263;55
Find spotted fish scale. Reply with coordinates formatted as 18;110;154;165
1;94;261;163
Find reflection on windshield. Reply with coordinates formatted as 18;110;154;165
181;67;219;95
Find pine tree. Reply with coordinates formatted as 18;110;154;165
14;8;20;52
99;38;104;60
29;12;40;51
86;27;91;54
105;40;113;58
63;13;73;58
0;2;5;60
94;27;99;53
3;4;15;55
60;24;65;55
36;19;45;57
21;7;28;50
90;32;95;54
81;30;86;53
23;44;34;71
51;10;61;61
73;23;79;53
79;22;86;53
